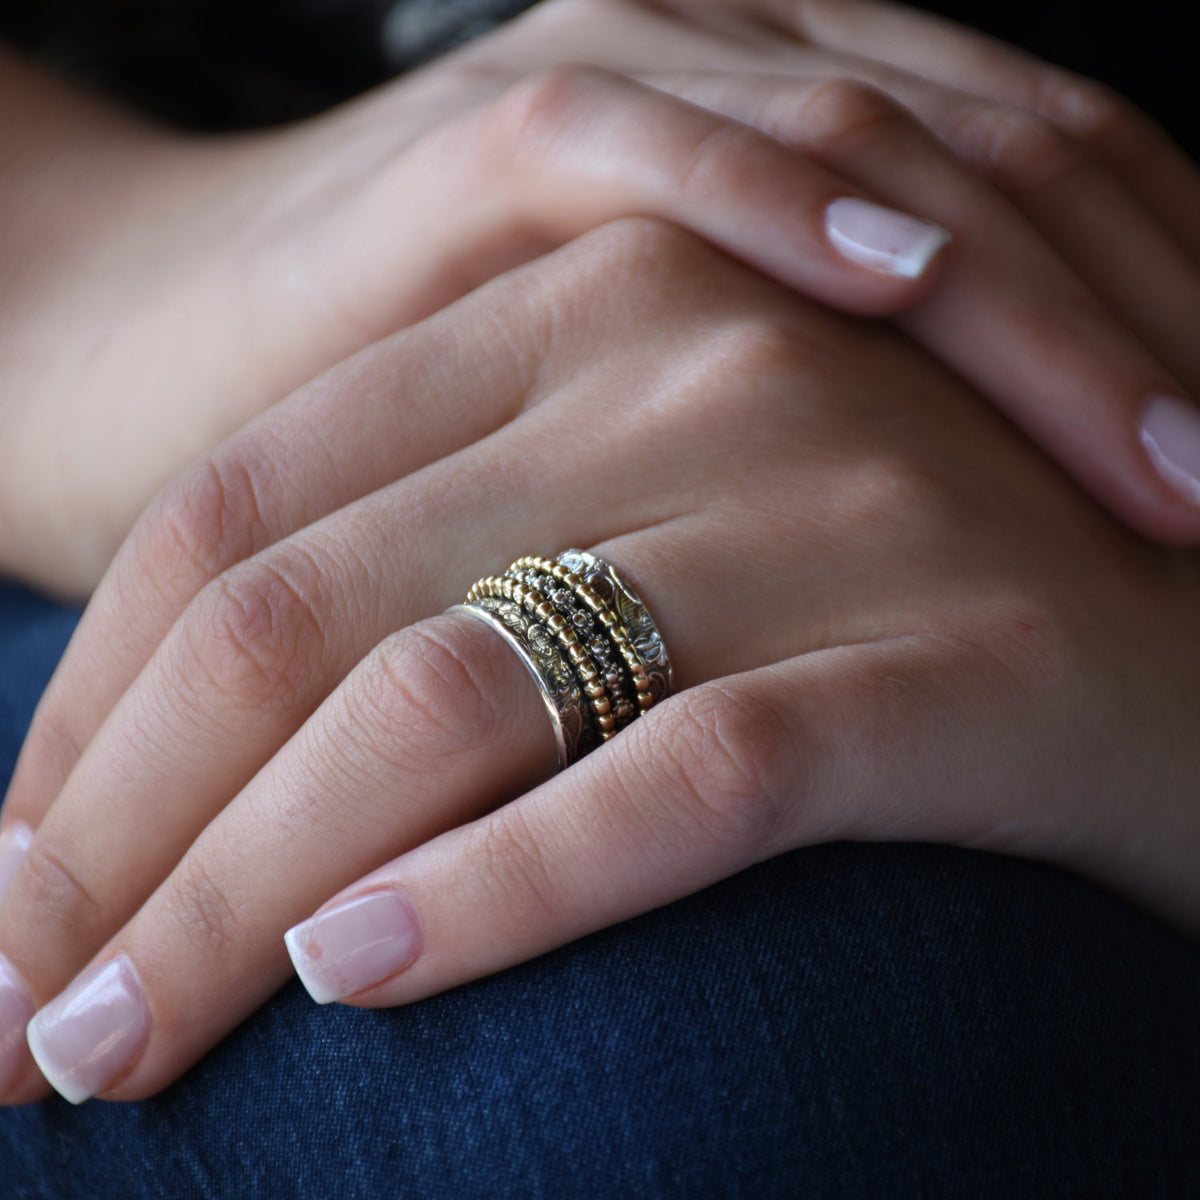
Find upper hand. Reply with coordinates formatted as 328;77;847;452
1;219;1198;1104
5;0;1200;593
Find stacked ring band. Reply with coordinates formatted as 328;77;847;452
451;549;673;769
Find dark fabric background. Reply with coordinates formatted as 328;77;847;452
0;0;1196;159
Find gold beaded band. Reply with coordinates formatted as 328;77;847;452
457;549;673;767
511;555;659;719
451;596;597;769
511;560;640;731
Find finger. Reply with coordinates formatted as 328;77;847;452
288;64;953;343
924;94;1200;389
0;447;564;1103
650;72;1200;542
0;256;554;832
747;0;1200;262
285;625;1072;1011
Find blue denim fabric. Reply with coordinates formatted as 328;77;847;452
1;580;1199;1198
0;583;81;788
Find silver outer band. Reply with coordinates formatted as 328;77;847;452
556;549;674;710
451;598;597;770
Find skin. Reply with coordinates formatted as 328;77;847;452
3;217;1200;1105
1;0;1199;1102
4;0;1200;594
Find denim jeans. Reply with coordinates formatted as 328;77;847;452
1;580;1198;1199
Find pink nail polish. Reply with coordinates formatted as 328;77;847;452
285;890;422;1004
0;954;34;1096
825;197;951;279
26;955;150;1104
1140;395;1200;507
0;822;33;907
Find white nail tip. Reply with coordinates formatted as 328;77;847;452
825;197;951;279
1142;434;1200;505
1140;395;1200;507
26;956;150;1105
25;1026;93;1105
285;892;422;1005
284;924;341;1005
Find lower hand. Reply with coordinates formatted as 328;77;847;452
1;220;1198;1104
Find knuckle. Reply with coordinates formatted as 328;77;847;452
655;682;798;854
488;63;605;161
525;217;717;360
983;588;1082;701
137;450;277;588
164;854;244;958
572;216;709;291
863;451;955;518
647;315;829;436
346;621;502;777
1030;70;1137;151
830;449;968;557
793;78;914;157
17;838;104;943
698;318;818;388
987;598;1066;683
183;550;330;711
910;595;1075;732
951;103;1093;197
671;115;775;204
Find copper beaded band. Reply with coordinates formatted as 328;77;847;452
466;573;623;739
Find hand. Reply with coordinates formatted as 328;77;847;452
7;0;1200;594
1;219;1198;1104
439;0;1200;534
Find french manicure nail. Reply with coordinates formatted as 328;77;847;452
0;954;34;1096
0;822;33;906
825;197;951;279
285;890;422;1005
1140;395;1200;507
26;955;150;1104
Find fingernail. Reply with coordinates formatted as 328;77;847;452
825;197;951;279
1140;395;1200;507
285;890;422;1004
0;822;34;906
0;954;34;1096
27;955;150;1104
